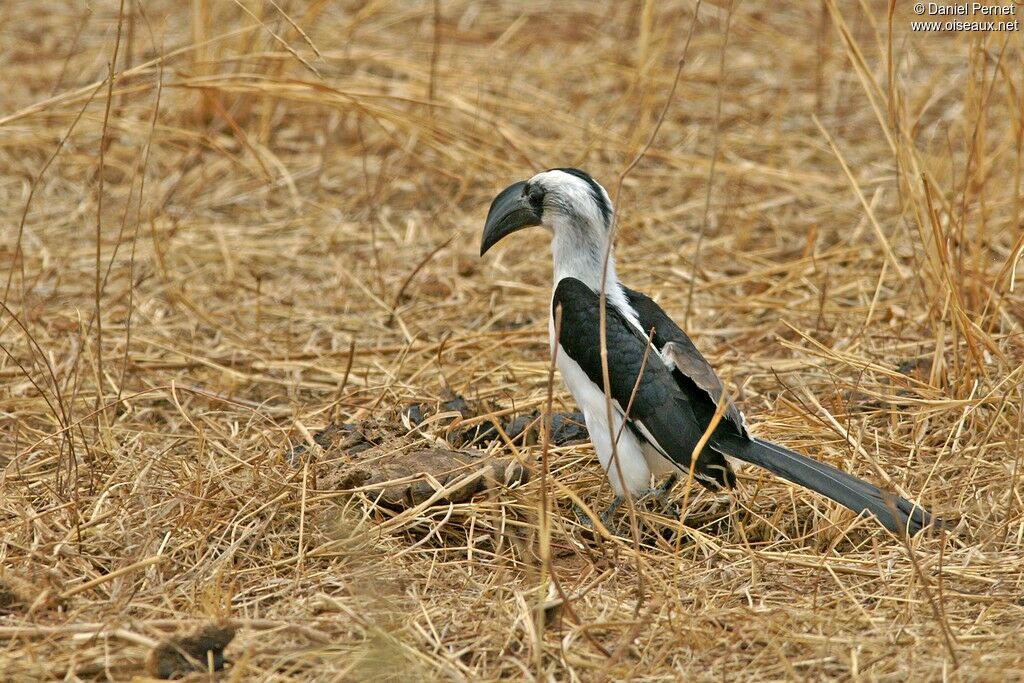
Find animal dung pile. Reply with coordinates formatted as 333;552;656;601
286;395;587;510
308;419;530;508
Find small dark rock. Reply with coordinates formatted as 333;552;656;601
405;394;474;432
549;412;588;444
315;423;358;447
285;422;365;465
474;411;588;447
456;422;498;447
504;414;537;442
404;404;425;426
442;396;471;416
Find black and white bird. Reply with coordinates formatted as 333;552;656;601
480;168;935;535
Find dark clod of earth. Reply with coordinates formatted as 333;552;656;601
499;410;588;446
401;393;588;447
145;622;237;679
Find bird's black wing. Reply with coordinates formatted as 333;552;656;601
622;286;748;437
552;278;736;489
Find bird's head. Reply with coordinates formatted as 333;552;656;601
479;168;613;257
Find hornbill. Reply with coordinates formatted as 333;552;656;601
479;168;935;535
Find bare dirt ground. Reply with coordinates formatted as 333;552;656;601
2;1;1023;680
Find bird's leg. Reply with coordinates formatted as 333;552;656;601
573;476;685;532
574;496;623;533
656;473;679;498
635;474;680;518
600;496;624;529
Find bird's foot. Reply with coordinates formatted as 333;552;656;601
636;474;680;519
573;484;680;535
574;496;623;535
634;489;680;519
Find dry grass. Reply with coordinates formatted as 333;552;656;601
2;0;1023;680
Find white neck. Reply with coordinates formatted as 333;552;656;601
549;215;638;328
552;228;616;290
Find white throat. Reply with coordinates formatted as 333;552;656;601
549;215;638;330
551;224;615;290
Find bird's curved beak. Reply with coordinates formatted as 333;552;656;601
480;181;542;256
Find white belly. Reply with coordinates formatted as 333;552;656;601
552;337;653;496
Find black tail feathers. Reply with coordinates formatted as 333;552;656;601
714;434;936;535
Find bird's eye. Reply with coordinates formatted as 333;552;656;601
527;187;545;209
